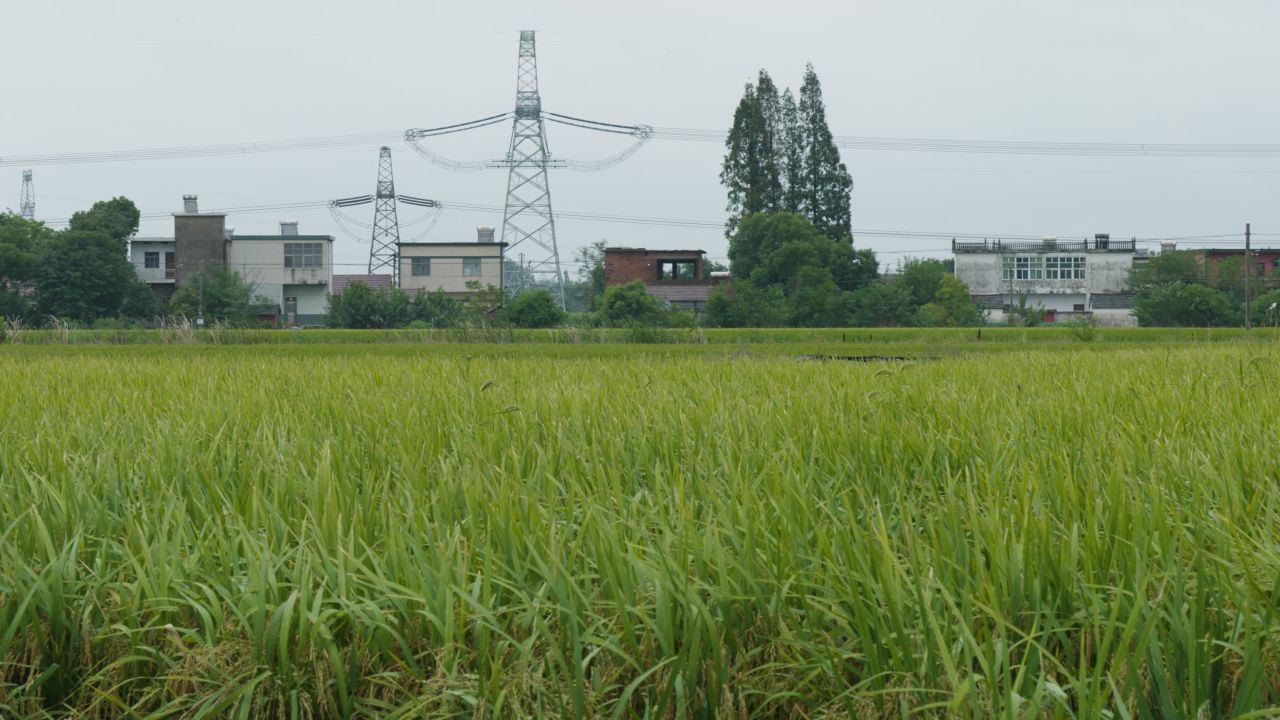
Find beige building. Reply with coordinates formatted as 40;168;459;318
225;222;333;325
398;241;506;297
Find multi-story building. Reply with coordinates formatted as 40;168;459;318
131;196;334;325
225;222;334;325
953;235;1137;325
397;230;506;298
128;237;176;302
1196;247;1280;291
602;248;717;314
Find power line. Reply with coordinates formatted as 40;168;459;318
10;127;1280;168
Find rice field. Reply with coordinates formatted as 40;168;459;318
2;335;1280;718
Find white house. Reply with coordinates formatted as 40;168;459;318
129;237;176;301
225;222;334;325
953;235;1137;326
398;239;506;298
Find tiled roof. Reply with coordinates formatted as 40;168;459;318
646;285;714;303
1091;294;1134;309
332;274;393;295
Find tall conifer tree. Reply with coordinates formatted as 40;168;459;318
797;64;853;243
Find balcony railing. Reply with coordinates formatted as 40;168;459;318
952;238;1136;254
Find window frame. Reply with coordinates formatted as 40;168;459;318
143;251;160;269
410;257;431;277
283;242;324;269
462;257;482;277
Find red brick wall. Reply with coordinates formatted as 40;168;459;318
604;251;705;286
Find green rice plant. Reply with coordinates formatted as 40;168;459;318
1;336;1279;717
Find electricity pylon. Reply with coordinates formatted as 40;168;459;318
498;30;566;307
20;170;34;220
369;147;400;283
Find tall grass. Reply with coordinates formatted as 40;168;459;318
1;343;1279;717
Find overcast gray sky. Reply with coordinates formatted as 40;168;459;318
5;0;1279;274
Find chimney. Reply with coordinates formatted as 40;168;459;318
182;195;198;213
477;226;496;243
280;221;299;237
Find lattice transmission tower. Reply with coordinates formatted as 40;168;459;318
20;170;34;220
403;30;653;308
330;147;439;287
369;147;400;282
498;31;565;306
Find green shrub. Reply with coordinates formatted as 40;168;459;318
505;288;566;328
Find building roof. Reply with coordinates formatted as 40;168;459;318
231;234;334;242
397;241;509;247
332;274;393;294
130;236;175;244
953;238;1135;254
1198;247;1280;255
646;285;715;303
604;247;706;255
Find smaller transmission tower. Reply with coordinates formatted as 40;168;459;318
368;147;401;283
19;170;35;220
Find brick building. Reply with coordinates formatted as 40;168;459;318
603;248;716;314
1197;248;1280;290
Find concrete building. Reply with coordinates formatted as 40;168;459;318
132;196;334;325
225;222;334;326
603;248;715;314
953;235;1137;326
129;237;176;302
398;235;506;298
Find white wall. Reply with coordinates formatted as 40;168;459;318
130;241;175;285
399;244;504;295
954;251;1133;296
226;237;333;312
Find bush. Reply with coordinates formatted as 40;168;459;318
918;275;983;327
168;267;273;326
505;289;566;328
599;281;663;327
411;289;466;328
703;281;790;328
1134;283;1235;327
1065;314;1100;342
1249;289;1280;327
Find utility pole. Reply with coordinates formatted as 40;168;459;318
1244;222;1252;331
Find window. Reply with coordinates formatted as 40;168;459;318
462;257;482;277
1015;256;1043;280
164;252;175;280
284;242;324;269
1045;256;1062;279
1001;256;1014;280
411;257;431;276
144;251;159;269
1072;256;1086;279
658;260;698;280
1073;303;1086;312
